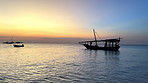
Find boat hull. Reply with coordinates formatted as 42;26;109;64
3;42;14;44
83;44;120;51
13;45;24;47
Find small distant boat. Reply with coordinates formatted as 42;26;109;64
13;42;24;47
3;41;14;44
79;29;121;51
3;36;14;44
13;44;24;47
15;42;23;43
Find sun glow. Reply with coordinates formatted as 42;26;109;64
0;0;108;39
0;14;88;38
0;0;90;38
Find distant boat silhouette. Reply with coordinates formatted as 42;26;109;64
3;36;24;45
13;43;24;47
13;44;24;47
3;41;14;44
13;42;24;47
79;29;121;51
3;36;14;44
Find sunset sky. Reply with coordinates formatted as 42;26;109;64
0;0;148;44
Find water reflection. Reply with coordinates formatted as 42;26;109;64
105;50;120;56
82;49;121;82
104;51;120;61
84;49;120;61
84;49;100;61
3;44;146;82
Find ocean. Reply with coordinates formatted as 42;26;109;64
0;44;148;83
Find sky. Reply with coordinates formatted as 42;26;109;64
0;0;148;44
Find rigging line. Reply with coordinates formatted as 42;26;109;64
95;32;102;39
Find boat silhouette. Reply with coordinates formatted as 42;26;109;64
79;29;121;51
13;44;24;47
3;36;14;44
13;42;24;47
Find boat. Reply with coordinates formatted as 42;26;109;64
13;42;24;47
3;41;14;44
79;29;121;51
13;44;24;47
15;42;23;43
3;36;14;44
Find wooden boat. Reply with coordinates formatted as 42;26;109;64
79;29;121;51
13;44;24;47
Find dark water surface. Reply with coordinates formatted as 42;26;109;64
0;44;148;83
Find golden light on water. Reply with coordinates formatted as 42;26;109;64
0;44;79;65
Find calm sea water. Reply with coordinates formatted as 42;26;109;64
0;44;148;83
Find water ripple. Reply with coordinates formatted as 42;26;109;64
0;44;148;82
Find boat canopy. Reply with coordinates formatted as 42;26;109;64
79;38;120;44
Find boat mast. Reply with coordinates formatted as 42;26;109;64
93;29;97;46
11;36;13;42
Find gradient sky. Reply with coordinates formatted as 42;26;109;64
0;0;148;44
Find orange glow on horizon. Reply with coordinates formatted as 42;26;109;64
0;0;109;39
